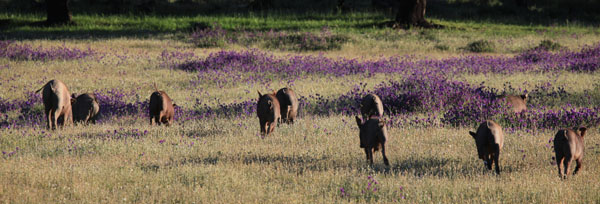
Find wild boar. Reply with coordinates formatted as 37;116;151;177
469;120;504;174
276;87;299;124
35;79;73;130
71;93;100;124
554;127;587;179
360;94;384;121
257;91;281;137
355;116;390;166
149;84;176;126
498;94;528;113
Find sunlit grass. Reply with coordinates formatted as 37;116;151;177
1;14;600;202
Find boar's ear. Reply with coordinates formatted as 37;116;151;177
70;98;76;104
355;116;362;128
579;127;587;137
469;131;477;139
71;93;76;98
257;90;262;98
521;93;528;101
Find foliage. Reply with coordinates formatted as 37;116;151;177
535;40;562;51
465;40;495;53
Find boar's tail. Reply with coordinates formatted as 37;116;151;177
34;82;48;93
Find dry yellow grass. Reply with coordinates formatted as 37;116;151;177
1;31;600;203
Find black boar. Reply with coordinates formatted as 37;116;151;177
276;87;299;124
36;79;73;130
469;120;504;174
71;93;100;124
554;127;587;179
355;116;390;166
257;91;281;137
149;84;176;126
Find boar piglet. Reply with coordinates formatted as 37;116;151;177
469;120;504;174
257;91;281;137
360;94;384;121
71;93;100;124
276;87;299;124
36;79;73;130
355;116;390;166
554;127;587;179
149;84;176;126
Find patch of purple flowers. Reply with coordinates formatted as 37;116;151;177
1;40;95;61
161;43;600;87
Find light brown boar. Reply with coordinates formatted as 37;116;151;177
554;127;587;179
257;91;281;137
360;94;384;121
275;87;299;124
149;84;176;126
71;93;100;124
498;94;528;113
35;79;73;130
469;120;504;174
355;116;390;166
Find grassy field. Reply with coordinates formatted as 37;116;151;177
1;12;600;203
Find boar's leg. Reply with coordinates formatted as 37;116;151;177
573;159;582;175
45;108;52;129
364;148;373;165
493;153;500;175
485;154;493;170
52;109;62;130
90;115;97;124
259;119;266;136
381;144;390;166
65;110;73;127
563;155;572;179
166;115;173;127
555;152;564;178
268;121;276;135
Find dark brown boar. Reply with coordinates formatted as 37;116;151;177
149;84;176;126
355;116;390;166
275;87;299;124
498;94;528;113
360;94;384;121
257;91;281;137
554;127;587;179
469;120;504;174
35;79;73;130
71;93;100;124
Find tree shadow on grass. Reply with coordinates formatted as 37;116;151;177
151;153;337;175
371;155;520;178
183;129;225;138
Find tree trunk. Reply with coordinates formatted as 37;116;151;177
514;0;528;8
46;0;72;25
395;0;431;28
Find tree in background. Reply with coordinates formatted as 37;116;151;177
46;0;72;25
395;0;433;28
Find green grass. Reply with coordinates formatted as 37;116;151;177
2;12;600;55
1;12;600;203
